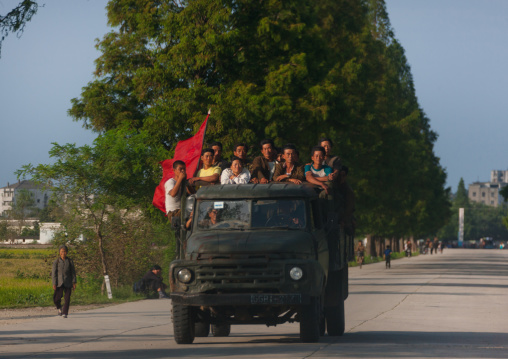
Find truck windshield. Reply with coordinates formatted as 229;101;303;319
195;199;306;230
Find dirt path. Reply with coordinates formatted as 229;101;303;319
0;304;117;326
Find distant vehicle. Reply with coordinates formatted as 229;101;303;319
483;237;495;249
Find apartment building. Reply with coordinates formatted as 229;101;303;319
0;180;51;216
468;170;508;207
491;170;508;184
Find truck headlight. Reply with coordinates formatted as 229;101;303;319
289;266;303;281
177;268;193;283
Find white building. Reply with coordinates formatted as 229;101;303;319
0;180;52;217
39;222;62;244
491;170;508;184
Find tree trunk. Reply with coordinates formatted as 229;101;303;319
367;235;376;257
96;228;108;276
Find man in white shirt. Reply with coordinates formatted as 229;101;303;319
220;156;251;184
165;160;188;221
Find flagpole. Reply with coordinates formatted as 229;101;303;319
193;109;211;177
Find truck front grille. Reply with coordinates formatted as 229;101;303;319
195;263;283;288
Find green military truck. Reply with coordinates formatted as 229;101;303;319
169;183;353;343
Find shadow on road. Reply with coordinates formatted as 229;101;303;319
326;331;508;358
14;331;508;358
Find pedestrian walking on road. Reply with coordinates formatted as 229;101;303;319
356;241;365;268
52;245;77;318
384;246;392;269
432;237;439;254
406;240;412;257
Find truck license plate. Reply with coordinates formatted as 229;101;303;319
250;294;302;304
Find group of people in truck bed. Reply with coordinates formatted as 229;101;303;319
164;137;355;229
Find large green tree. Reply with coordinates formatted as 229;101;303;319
67;0;450;237
8;0;446;259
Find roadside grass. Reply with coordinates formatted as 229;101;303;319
0;249;146;309
349;251;418;267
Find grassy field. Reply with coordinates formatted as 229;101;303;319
0;248;144;309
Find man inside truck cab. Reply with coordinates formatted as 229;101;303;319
265;200;304;228
198;207;221;229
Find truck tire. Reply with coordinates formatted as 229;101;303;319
325;301;345;336
211;323;231;337
319;314;326;336
326;266;346;336
300;297;321;343
194;322;210;337
172;305;195;344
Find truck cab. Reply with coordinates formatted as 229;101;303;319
170;183;351;343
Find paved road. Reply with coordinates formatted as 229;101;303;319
1;249;508;358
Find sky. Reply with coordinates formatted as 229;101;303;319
0;1;108;188
385;0;508;191
1;1;508;193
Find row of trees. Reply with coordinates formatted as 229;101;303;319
18;0;451;284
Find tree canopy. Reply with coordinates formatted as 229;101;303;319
29;0;450;241
0;0;39;58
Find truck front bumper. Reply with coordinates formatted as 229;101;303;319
170;292;311;306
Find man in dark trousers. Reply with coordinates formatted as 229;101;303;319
52;245;77;318
142;265;169;299
384;245;393;269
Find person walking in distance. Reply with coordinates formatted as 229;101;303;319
356;241;365;268
52;245;77;318
384;245;393;269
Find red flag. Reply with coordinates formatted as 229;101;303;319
152;114;209;213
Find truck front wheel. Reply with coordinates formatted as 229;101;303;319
299;297;321;342
172;305;195;344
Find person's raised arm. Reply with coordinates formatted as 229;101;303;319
169;171;186;197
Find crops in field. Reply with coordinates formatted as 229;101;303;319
0;249;54;308
0;248;144;309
